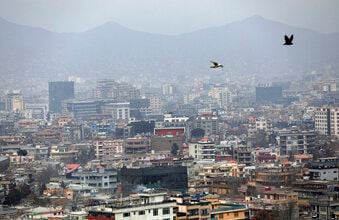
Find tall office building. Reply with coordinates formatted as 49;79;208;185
49;81;74;113
315;107;339;137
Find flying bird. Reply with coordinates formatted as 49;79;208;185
284;35;294;45
210;61;223;68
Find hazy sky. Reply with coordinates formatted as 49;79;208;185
1;0;339;34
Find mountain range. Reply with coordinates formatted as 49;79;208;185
0;15;338;82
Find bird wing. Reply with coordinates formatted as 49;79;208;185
290;34;294;41
210;61;218;66
284;35;289;42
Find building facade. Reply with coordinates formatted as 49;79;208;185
315;107;339;137
49;81;75;113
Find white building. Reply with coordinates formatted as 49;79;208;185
69;168;118;191
87;190;176;220
189;140;215;163
309;157;338;181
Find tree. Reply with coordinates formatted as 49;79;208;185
17;149;28;166
191;128;205;138
170;143;179;156
3;183;31;206
17;149;28;156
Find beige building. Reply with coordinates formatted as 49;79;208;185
208;86;231;109
93;139;124;159
315;107;339;137
5;91;25;112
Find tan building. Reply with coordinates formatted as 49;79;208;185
93;139;124;159
173;194;248;220
148;95;162;115
124;136;150;154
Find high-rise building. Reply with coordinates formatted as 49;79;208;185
5;91;25;112
315;107;339;137
255;84;282;103
49;81;74;113
208;85;232;109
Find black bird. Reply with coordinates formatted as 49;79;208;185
210;61;223;68
284;35;294;45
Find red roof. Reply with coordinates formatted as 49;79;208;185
66;164;80;173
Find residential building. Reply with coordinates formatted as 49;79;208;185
189;140;215;162
124;136;150;154
175;199;211;220
315;106;339;137
276;127;315;156
255;163;301;187
68;168;118;192
93;139;124;159
148;95;162;115
309;157;339;181
87;190;176;220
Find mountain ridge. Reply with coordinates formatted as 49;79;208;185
0;15;338;81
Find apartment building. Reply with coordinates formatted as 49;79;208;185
315;107;339;137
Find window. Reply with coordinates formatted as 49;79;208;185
138;211;145;215
123;213;130;217
234;212;239;217
163;208;170;215
153;209;158;216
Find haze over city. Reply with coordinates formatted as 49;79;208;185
0;1;338;220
